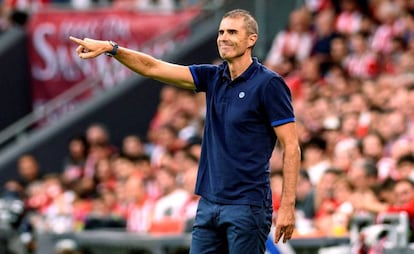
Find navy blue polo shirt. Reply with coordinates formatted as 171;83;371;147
189;58;295;207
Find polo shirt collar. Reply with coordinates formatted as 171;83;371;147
221;57;259;82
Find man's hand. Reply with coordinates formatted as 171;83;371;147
69;36;111;59
274;204;295;243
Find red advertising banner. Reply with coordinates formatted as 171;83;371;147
26;7;200;112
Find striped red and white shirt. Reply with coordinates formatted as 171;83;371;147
266;30;314;66
126;196;155;233
371;21;405;54
335;11;363;35
344;51;379;79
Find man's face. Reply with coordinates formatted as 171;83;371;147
217;17;255;61
394;181;414;206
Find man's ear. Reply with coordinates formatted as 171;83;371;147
248;34;258;48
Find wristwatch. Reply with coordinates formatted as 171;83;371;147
105;40;118;57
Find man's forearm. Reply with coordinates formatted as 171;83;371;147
280;144;300;206
114;47;160;78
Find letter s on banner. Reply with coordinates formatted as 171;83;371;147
32;23;58;81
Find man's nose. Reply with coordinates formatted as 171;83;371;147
220;32;229;40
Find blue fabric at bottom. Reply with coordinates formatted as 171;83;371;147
266;235;281;254
189;197;272;254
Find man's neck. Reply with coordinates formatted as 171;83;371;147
227;55;253;80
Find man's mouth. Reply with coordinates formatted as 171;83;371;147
220;45;232;50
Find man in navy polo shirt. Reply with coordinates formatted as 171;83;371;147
70;8;300;254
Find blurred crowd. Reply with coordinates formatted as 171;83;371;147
265;0;414;249
0;0;414;253
1;89;205;252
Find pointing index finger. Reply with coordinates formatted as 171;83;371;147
69;36;85;46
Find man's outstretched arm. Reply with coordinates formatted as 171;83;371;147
69;36;195;90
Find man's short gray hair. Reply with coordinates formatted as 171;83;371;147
223;9;259;35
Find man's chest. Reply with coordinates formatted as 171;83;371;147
208;80;263;126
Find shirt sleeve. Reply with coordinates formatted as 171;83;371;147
262;76;295;127
189;64;219;93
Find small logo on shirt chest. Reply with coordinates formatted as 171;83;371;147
238;92;246;98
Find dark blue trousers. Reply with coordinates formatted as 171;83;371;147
190;197;273;254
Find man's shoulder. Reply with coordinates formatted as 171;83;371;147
257;63;282;79
190;62;223;76
253;63;285;85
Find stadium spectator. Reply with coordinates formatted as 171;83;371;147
111;155;138;183
83;123;116;180
360;132;386;165
22;174;74;234
314;175;354;236
313;168;343;221
170;90;204;143
293;169;316;237
166;148;198;175
331;136;361;172
374;177;397;205
370;1;405;55
124;174;154;233
83;191;122;230
24;179;46;208
396;154;414;181
121;134;146;159
348;159;379;195
327;34;348;67
14;154;44;190
133;154;161;200
94;157;117;194
179;164;199;231
151;167;189;222
352;178;414;241
147;86;181;143
301;136;331;185
41;174;75;233
338;111;360;141
334;0;365;35
85;123;112;149
284;56;326;102
61;135;88;188
295;169;315;220
311;8;339;74
344;31;379;79
149;124;186;168
264;7;313;72
148;166;190;234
